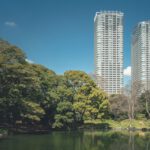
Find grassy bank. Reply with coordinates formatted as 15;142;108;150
84;119;150;130
1;119;150;134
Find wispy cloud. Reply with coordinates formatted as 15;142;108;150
25;59;34;64
124;66;131;76
4;21;17;27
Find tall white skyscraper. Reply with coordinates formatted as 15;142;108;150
94;11;124;94
131;21;150;91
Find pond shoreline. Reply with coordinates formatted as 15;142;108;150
1;126;150;135
1;119;150;135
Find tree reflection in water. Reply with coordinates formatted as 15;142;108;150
83;131;150;150
129;131;135;150
0;131;150;150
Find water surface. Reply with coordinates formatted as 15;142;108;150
0;131;150;150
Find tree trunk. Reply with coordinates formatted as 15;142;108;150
145;99;150;118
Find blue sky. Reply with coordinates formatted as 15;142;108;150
0;0;150;84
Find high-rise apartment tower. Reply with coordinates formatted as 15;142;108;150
132;21;150;91
94;11;124;94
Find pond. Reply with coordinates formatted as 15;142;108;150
0;131;150;150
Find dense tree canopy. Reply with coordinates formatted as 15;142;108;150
0;40;109;130
1;40;149;131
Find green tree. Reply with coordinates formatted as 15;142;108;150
21;100;45;123
0;40;26;64
64;71;109;122
0;41;47;126
52;101;74;129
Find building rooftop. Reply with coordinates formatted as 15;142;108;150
94;11;124;22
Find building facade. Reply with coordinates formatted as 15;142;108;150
94;11;124;94
131;21;150;91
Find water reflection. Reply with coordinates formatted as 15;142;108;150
82;131;150;150
0;131;150;150
128;131;150;150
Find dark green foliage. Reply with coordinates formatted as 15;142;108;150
109;94;128;120
0;40;26;64
52;101;74;129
